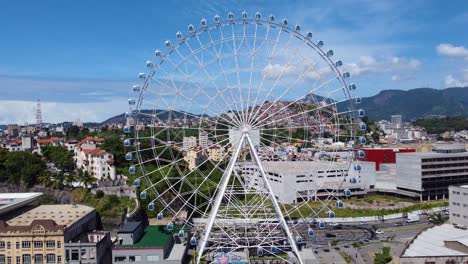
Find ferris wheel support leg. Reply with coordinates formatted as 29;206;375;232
196;133;246;264
245;134;305;264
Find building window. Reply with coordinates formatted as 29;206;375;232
57;241;61;248
129;256;141;262
0;242;4;249
6;243;10;250
147;255;160;261
0;255;5;264
34;255;43;264
57;256;61;264
15;242;19;249
22;254;31;264
34;241;43;248
22;241;31;249
71;250;79;261
6;256;11;264
46;241;55;248
15;257;19;264
46;254;55;264
114;256;127;262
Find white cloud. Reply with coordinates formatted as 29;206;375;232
262;63;296;79
345;56;420;77
436;43;468;59
391;75;401;81
445;69;468;87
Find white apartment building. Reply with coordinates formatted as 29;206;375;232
74;137;115;180
182;136;197;152
238;160;375;204
199;130;208;149
449;185;468;227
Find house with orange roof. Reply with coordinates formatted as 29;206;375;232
74;137;115;181
36;137;62;154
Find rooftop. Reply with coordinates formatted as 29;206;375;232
117;221;142;234
7;204;94;227
402;224;468;257
0;192;43;216
240;160;372;174
116;225;172;249
397;151;468;158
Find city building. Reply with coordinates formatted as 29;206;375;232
112;222;186;264
0;204;111;264
391;115;402;129
208;145;224;162
199;130;208;149
357;148;416;170
7;124;19;138
183;147;206;171
239;160;376;204
449;185;468;227
74;137;115;181
182;136;197;152
400;224;468;263
36;137;61;155
396;145;468;201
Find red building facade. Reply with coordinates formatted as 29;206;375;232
357;148;416;170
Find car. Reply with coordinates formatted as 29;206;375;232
375;230;384;234
445;210;450;215
323;248;330;252
394;222;403;227
329;222;339;227
333;224;343;230
325;233;337;238
359;221;368;225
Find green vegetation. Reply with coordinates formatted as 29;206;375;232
72;188;131;217
338;251;353;264
413;116;468;134
0;149;46;187
374;246;392;264
42;145;75;172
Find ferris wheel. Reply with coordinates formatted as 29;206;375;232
124;11;367;264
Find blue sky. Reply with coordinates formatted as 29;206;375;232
0;0;467;124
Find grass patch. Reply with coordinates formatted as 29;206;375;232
338;251;353;264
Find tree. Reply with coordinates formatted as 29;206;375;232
374;246;392;264
42;146;75;172
1;151;46;187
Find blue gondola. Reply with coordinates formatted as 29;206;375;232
128;166;136;174
327;50;334;57
148;203;155;211
167;222;173;231
295;25;301;31
271;246;278;254
306;32;313;39
349;84;357;90
123;139;131;147
354;164;362;171
228;12;234;20
155;49;162;57
138;73;145;79
357;150;366;158
146;61;153;68
190;237;197;246
355;96;362;104
344;189;352;197
336;200;344;208
350;177;358;184
178;230;184;238
255;12;261;20
188;24;195;32
359;122;367;131
335;60;342;67
140;191;147;200
282;18;288;26
357;109;365;117
157;212;163;220
176;31;183;39
317;40;324;48
214;15;220;23
307;227;315;237
125;152;133;161
201;18;207;26
359;136;366;145
257;247;263;257
128;98;136;105
165;40;172;48
123;126;131;133
269;14;275;22
328;210;335;218
124;111;133;118
133;178;140;187
343;72;351;78
132;85;140;92
318;221;325;229
242;11;247;19
296;235;302;243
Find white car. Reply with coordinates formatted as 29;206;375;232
329;222;339;227
375;230;384;234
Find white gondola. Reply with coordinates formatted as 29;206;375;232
132;85;140;92
138;73;145;79
336;200;344;208
271;246;278;254
255;12;261;20
125;152;133;161
354;164;362;171
146;61;153;68
257;247;263;257
317;40;324;48
214;15;220;23
128;98;136;105
350;177;358;184
190;237;197;246
295;25;301;31
357;109;365;117
133;178;140;187
228;11;234;21
178;230;184;238
343;72;351;78
188;24;195;32
357;150;365;158
148;202;155;211
349;84;357;90
124;111;133;118
344;189;352;197
296;235;302;243
123;139;131;147
318;221;325;229
157;212;163;220
335;60;342;67
241;11;247;19
355;96;362;104
359;122;367;131
165;40;172;48
306;32;313;39
155;49;162;57
176;31;183;40
201;18;207;27
359;136;366;145
308;228;315;237
128;166;136;174
123;126;131;133
282;18;288;26
328;210;335;218
140;191;147;200
167;222;173;231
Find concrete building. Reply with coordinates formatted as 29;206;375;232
0;204;111;264
239;160;375;204
7;124;19;138
113;223;186;264
391;115;402;129
396;145;468;200
449;185;468;227
74;137;116;181
182;136;197;152
357;148;416;170
183;148;206;171
199;130;208;149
